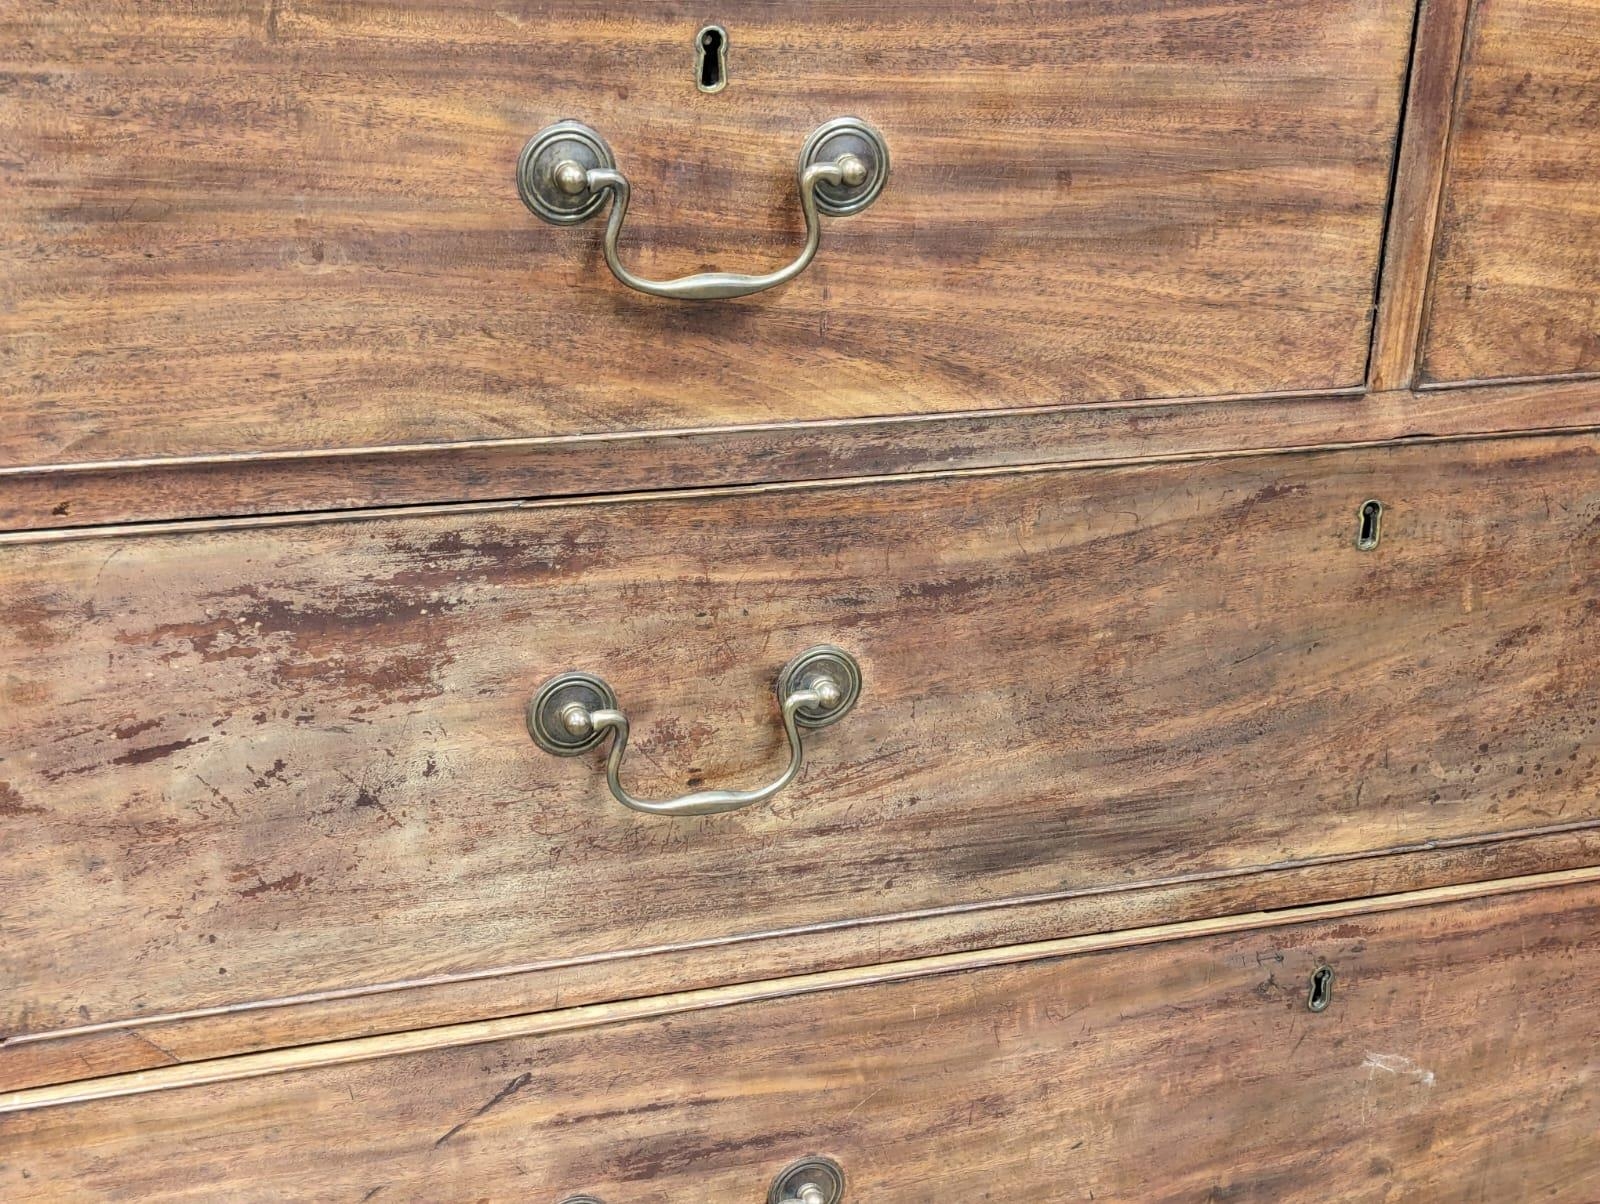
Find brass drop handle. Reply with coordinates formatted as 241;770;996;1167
518;118;889;300
558;1154;846;1204
528;648;862;817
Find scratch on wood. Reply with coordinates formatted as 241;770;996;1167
433;1072;534;1148
1363;1051;1436;1086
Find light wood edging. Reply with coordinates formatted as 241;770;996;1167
5;378;1599;534
1416;368;1600;391
1368;0;1475;390
6;414;1600;547
0;386;1357;479
6;865;1596;1117
10;817;1597;1050
7;823;1597;1094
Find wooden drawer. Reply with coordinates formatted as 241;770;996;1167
4;434;1600;1071
1421;0;1600;384
0;1;1412;471
4;874;1597;1200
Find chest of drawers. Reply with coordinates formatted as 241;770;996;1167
3;1;1599;1199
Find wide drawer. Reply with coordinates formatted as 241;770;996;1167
0;0;1412;469
4;434;1600;1056
4;875;1598;1200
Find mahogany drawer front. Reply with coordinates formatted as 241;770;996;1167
1421;0;1600;385
1;1;1412;471
4;877;1598;1201
5;434;1600;1055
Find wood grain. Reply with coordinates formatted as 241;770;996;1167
1368;0;1475;390
8;867;1597;1114
5;434;1600;1051
0;0;1412;470
5;826;1598;1094
3;875;1597;1200
1421;0;1600;383
6;378;1600;535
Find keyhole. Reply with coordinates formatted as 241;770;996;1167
1307;964;1335;1012
1356;499;1383;550
696;25;728;93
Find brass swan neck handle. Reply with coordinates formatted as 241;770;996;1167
576;156;859;300
518;118;888;300
528;647;862;817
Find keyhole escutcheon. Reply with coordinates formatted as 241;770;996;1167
1307;964;1335;1012
696;25;728;92
1356;499;1383;550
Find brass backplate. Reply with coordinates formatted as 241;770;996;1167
769;1155;847;1204
777;645;863;729
517;120;615;225
799;117;889;216
527;670;618;755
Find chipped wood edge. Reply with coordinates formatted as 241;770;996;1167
6;865;1598;1116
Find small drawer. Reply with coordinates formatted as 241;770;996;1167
3;877;1597;1199
1421;0;1600;384
1;0;1414;471
3;434;1599;1067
